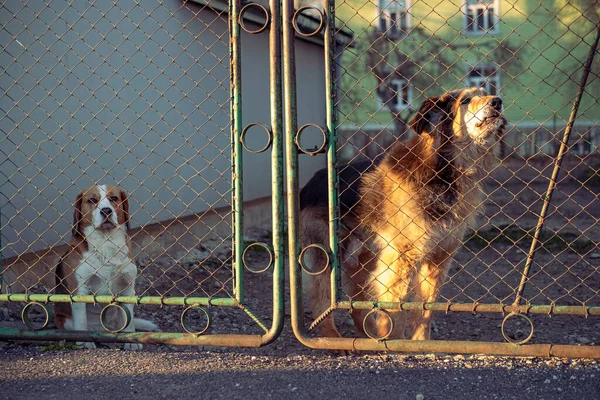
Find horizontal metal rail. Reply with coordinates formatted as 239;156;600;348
335;301;600;316
294;335;600;359
0;329;266;347
0;294;240;307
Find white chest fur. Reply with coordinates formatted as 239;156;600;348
76;226;135;296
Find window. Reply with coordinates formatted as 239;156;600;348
464;0;499;34
378;0;411;38
466;63;500;95
379;77;412;110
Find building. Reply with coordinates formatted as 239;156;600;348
335;0;600;159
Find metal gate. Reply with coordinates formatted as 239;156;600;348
285;0;600;358
2;0;600;357
0;0;286;348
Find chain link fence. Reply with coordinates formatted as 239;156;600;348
287;0;600;357
1;0;600;356
0;0;301;347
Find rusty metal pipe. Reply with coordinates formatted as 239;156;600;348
295;335;600;358
0;328;265;347
335;301;600;316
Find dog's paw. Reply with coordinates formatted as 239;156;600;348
124;343;143;351
330;349;352;356
77;342;97;349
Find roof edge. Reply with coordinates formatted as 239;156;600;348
188;0;353;46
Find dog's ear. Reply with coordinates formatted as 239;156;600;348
72;192;84;237
409;94;454;135
409;96;441;135
120;188;131;231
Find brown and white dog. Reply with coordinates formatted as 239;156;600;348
54;185;157;349
300;87;506;341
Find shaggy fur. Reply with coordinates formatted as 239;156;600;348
300;87;506;340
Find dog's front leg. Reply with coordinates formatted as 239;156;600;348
366;245;413;340
408;252;451;340
114;265;143;350
71;287;96;349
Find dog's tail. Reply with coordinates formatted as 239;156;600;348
133;318;159;332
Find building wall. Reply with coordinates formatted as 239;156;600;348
0;0;328;258
336;0;600;134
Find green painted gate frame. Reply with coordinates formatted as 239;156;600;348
0;0;285;348
283;0;600;358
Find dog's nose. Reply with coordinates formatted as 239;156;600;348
490;97;502;111
100;207;113;218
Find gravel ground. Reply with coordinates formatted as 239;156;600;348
1;343;600;400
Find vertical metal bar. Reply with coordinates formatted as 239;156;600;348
513;24;600;307
264;0;285;343
283;0;305;336
230;0;244;303
323;0;340;306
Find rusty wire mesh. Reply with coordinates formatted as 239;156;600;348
1;0;600;353
296;0;600;348
0;0;281;341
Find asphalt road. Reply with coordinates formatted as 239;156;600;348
1;344;599;400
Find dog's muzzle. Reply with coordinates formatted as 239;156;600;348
99;207;117;229
100;207;113;219
477;97;505;128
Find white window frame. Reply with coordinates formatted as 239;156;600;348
378;0;412;38
381;77;412;110
463;0;500;34
465;63;500;96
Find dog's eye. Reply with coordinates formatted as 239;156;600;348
88;198;98;204
460;97;471;105
109;196;119;202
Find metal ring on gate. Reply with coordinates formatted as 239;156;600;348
295;124;328;155
292;6;325;37
242;242;274;274
501;312;534;345
21;302;52;330
239;3;270;34
181;305;211;335
100;303;132;333
363;309;394;341
241;122;273;153
299;243;330;276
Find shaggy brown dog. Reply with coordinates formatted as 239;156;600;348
300;87;506;340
